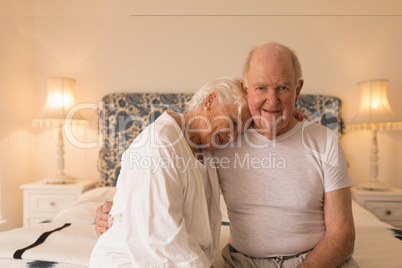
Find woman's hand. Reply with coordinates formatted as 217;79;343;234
293;108;311;122
95;201;114;237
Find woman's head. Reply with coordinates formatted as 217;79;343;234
185;77;251;151
188;77;246;112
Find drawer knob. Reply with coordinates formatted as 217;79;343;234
50;201;56;206
385;210;392;216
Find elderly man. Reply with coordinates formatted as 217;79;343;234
95;42;357;268
214;43;357;267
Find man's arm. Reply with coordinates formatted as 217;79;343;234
299;187;355;268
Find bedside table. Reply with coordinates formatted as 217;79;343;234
20;180;97;226
351;186;402;228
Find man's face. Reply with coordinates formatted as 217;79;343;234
245;48;303;137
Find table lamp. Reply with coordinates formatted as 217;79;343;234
348;79;402;191
33;78;86;184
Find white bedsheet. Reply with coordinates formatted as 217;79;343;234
350;200;402;268
0;222;96;267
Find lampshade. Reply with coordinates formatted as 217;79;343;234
33;78;85;127
348;79;402;191
32;77;85;184
349;80;398;129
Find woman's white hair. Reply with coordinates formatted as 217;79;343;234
187;77;247;111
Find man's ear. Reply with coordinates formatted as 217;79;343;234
240;80;248;93
295;79;304;103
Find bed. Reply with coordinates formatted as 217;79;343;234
0;93;401;267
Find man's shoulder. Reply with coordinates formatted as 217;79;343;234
214;131;257;157
299;120;339;139
213;143;242;158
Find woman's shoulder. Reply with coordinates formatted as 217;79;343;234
153;112;184;143
127;112;186;152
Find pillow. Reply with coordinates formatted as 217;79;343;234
53;187;117;224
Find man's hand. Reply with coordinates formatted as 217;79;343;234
293;108;311;122
95;201;113;237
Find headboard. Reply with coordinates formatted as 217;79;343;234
98;93;344;186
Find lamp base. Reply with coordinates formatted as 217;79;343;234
359;181;391;191
44;174;76;184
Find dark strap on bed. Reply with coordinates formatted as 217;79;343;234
13;223;71;259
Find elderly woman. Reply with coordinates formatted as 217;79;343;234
90;77;251;268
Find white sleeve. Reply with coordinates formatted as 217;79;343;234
323;132;354;192
121;146;211;268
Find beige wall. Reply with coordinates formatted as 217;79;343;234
1;0;402;229
0;0;36;231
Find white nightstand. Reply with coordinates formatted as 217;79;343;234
20;180;97;226
352;186;402;228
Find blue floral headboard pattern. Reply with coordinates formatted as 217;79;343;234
98;93;344;186
296;94;344;135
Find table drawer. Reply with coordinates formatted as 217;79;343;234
365;201;402;221
28;194;76;213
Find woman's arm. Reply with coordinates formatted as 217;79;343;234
121;147;212;267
